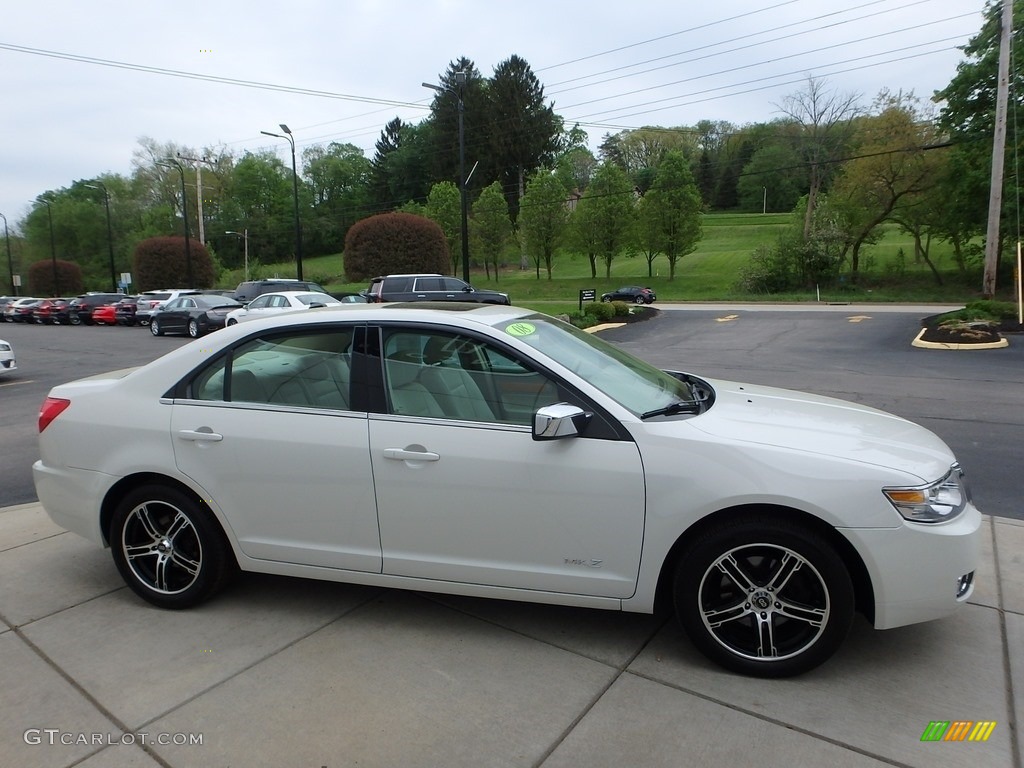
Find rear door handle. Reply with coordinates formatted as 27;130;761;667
177;428;224;442
383;448;440;462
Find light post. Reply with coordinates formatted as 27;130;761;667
225;229;249;282
84;182;118;292
34;196;59;296
261;124;304;280
0;213;14;296
423;72;470;283
156;159;194;287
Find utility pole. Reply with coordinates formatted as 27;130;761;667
983;0;1013;298
178;154;214;245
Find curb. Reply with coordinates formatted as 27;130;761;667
911;328;1009;350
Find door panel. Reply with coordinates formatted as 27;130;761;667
369;416;645;597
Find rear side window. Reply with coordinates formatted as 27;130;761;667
413;277;444;292
191;330;357;412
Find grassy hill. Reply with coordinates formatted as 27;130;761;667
221;212;997;312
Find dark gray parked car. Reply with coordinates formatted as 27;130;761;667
364;274;509;305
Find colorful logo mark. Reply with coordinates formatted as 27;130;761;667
921;721;997;742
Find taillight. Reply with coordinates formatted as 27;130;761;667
39;397;71;433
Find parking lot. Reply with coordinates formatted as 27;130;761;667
1;305;1021;768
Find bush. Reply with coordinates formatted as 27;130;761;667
28;259;83;296
343;213;450;283
583;301;616;322
610;300;631;317
132;237;216;291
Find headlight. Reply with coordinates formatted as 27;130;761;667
883;464;969;523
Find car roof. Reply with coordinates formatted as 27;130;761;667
258;290;338;299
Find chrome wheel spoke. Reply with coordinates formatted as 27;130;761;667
764;552;801;593
775;597;827;627
715;554;757;592
754;612;779;658
135;505;164;543
165;511;193;543
169;550;200;576
702;597;751;627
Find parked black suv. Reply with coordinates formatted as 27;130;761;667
364;274;510;305
68;293;126;325
234;279;328;303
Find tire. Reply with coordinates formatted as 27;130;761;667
673;516;854;678
226;318;237;326
188;319;201;338
150;319;163;336
601;296;612;303
70;314;81;326
109;485;235;609
634;295;645;305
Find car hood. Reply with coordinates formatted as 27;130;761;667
684;378;954;482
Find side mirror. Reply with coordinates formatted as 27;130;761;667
532;403;592;441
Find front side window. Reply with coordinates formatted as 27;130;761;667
381;329;559;425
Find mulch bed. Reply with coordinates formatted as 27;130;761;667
919;313;1021;345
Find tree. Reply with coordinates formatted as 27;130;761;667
424;182;462;274
935;0;1024;292
220;152;293;264
133;236;216;291
487;55;562;219
302;142;371;256
737;142;806;213
425;58;490;196
775;76;861;239
28;259;83;296
829;92;944;282
519;172;569;279
343;213;449;282
574;163;636;278
471;182;513;280
636;151;703;280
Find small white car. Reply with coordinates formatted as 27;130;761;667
32;304;981;677
226;291;341;325
0;338;16;374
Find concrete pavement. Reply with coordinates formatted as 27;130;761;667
2;500;1020;768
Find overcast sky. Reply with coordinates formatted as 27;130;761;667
1;0;987;229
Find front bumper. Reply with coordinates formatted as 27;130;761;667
841;504;982;630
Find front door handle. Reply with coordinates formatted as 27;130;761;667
383;448;440;462
177;428;224;442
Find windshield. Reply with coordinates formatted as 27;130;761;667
494;314;699;417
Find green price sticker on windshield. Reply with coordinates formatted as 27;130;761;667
505;322;536;337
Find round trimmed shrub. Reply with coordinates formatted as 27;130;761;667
344;213;450;283
132;237;215;291
29;259;83;296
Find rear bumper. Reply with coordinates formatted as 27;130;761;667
32;460;110;546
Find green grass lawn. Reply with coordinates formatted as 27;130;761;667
221;213;1000;306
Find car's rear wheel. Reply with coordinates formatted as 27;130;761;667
188;319;202;338
150;319;163;336
673;517;854;678
109;485;235;609
69;314;81;326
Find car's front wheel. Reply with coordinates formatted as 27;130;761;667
673;517;854;678
188;319;202;338
634;295;646;305
226;318;237;326
601;296;612;303
109;485;235;609
150;319;163;336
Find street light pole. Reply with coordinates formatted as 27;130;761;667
157;159;194;287
261;125;304;280
84;182;117;292
35;197;59;296
423;72;470;283
0;213;14;296
225;229;249;281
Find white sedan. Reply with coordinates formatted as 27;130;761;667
225;291;341;325
0;338;16;374
32;304;980;677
